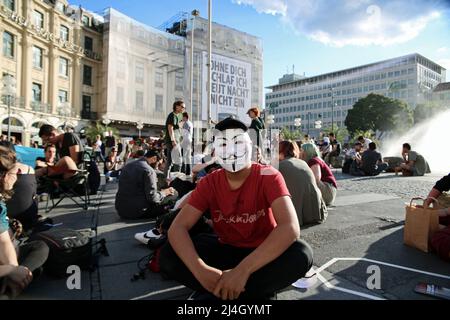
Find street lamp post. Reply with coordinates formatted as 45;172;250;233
207;0;212;128
294;117;302;137
307;112;311;135
102;115;111;130
1;75;17;140
136;120;144;138
330;87;335;133
190;9;200;118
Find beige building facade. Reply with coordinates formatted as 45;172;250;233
0;0;103;145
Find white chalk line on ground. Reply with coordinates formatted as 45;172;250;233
314;257;450;300
131;285;187;300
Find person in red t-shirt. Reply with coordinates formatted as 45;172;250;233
160;118;313;300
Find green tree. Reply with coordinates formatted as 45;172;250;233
344;93;413;139
413;101;447;124
319;125;349;143
280;126;304;141
85;121;120;145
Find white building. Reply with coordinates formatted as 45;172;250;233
265;53;446;137
101;9;263;137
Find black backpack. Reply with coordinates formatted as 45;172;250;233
87;160;101;195
29;228;107;277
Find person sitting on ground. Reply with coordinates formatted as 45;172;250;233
325;133;341;166
115;150;177;220
360;142;389;176
357;135;372;151
0;142;39;232
104;147;123;182
278;140;327;226
424;173;450;261
319;137;332;160
343;142;362;174
300;143;337;206
0;146;49;299
394;143;431;176
35;125;84;179
159;117;313;300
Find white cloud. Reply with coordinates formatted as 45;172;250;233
437;59;450;71
233;0;449;47
437;47;448;54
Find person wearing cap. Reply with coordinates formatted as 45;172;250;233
160;117;313;300
115;149;176;219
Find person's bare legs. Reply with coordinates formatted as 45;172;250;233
35;156;79;179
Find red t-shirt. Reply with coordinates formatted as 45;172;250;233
188;163;291;248
307;157;337;188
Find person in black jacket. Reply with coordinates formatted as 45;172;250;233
115;150;177;219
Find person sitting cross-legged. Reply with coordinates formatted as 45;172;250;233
360;142;388;176
159;118;313;300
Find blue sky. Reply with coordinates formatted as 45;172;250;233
75;0;450;88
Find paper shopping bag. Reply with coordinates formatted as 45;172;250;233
404;197;440;253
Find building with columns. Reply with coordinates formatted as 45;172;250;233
0;0;103;146
1;1;263;142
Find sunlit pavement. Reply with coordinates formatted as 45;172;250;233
19;171;449;300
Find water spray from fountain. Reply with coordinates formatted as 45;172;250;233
381;108;450;174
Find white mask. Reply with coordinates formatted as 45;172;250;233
213;129;252;173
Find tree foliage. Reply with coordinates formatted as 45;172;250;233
280;127;304;141
85;121;120;145
344;93;413;139
319;125;349;143
413;101;447;124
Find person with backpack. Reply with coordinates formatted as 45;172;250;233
159;118;313;300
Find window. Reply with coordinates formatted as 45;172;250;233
394;70;400;77
116;87;124;104
59;57;68;76
55;1;65;13
32;46;43;69
83;65;92;85
60;25;69;41
135;64;144;84
82;95;91;113
84;36;93;51
32;83;42;102
135;91;144;111
58;90;68;103
3;31;14;58
4;0;15;11
81;15;90;27
155;94;163;113
33;10;44;29
175;72;183;91
155;70;163;88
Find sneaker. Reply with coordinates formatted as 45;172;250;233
134;228;163;245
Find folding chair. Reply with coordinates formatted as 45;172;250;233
42;150;93;213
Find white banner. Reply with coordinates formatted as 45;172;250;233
202;52;252;124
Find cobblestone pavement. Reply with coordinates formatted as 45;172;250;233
334;172;443;200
